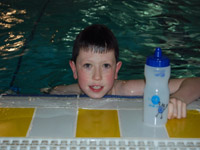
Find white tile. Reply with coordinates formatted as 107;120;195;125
118;99;143;109
119;109;169;138
28;108;77;138
78;98;118;109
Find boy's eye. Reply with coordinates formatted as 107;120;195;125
83;63;92;68
103;63;111;69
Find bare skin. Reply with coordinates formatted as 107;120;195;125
49;50;200;120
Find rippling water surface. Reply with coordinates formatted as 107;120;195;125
0;0;200;94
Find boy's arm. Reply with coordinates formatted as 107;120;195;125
114;79;145;96
115;77;200;101
115;77;200;119
168;77;200;119
169;77;200;104
49;84;82;95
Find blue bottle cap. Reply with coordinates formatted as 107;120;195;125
146;48;170;67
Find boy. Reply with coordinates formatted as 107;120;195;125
49;24;200;120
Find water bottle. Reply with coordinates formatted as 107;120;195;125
143;47;170;126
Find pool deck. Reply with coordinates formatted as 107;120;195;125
0;95;200;139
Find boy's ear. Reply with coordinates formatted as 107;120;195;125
114;61;122;79
69;60;78;79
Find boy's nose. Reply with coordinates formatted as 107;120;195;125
93;68;102;80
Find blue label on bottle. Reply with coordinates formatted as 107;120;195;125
155;102;168;120
154;69;165;77
148;95;169;119
151;95;160;105
148;95;160;108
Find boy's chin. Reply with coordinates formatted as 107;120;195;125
86;93;105;99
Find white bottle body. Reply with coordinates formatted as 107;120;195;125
144;64;170;126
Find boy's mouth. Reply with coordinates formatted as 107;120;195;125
89;85;103;92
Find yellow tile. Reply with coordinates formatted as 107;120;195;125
76;109;120;137
166;110;200;138
0;108;35;137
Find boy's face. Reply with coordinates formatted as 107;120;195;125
70;49;122;98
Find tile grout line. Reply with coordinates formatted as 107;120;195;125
26;107;37;137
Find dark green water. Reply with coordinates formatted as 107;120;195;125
0;0;200;94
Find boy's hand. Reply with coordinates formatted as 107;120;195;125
168;97;187;119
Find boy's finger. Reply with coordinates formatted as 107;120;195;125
182;102;187;118
168;102;173;119
170;98;177;118
177;100;182;119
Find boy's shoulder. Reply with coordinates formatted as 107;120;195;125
49;84;81;95
113;78;185;96
113;79;145;96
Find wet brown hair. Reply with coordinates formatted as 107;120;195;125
71;24;119;63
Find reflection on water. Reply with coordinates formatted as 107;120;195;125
0;3;26;55
0;0;200;94
0;5;26;29
0;32;24;53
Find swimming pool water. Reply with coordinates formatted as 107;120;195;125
0;0;200;94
